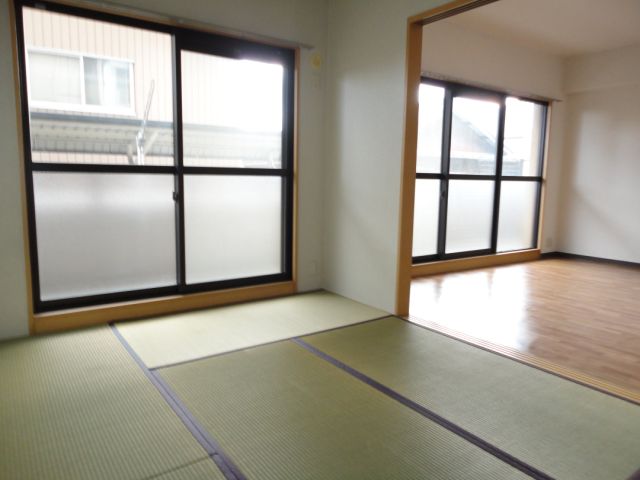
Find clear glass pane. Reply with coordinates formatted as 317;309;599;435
23;7;174;166
412;179;440;257
445;180;494;253
450;97;500;175
185;175;282;284
497;181;538;252
417;84;444;173
28;51;81;104
181;51;284;168
33;173;177;301
503;98;545;176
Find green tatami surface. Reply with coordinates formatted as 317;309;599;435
302;317;640;480
159;340;529;480
116;290;387;368
153;459;227;480
0;327;224;480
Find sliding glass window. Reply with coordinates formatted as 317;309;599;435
15;1;295;312
413;78;547;263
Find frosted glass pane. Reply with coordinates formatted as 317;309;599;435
503;98;545;176
28;51;81;104
33;173;177;301
181;51;283;168
450;97;500;175
23;7;174;166
412;180;440;257
417;84;444;173
446;180;494;253
185;175;282;284
497;181;538;252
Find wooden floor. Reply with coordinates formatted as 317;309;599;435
410;257;640;395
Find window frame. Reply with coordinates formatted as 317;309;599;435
26;46;136;116
15;0;296;313
413;77;548;264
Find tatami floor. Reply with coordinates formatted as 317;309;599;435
410;257;640;395
1;289;640;479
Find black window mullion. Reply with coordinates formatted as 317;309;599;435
182;166;289;176
173;34;187;290
501;175;543;182
443;248;493;261
415;172;443;180
490;97;507;254
14;3;43;311
448;174;495;181
437;88;453;259
281;59;295;276
30;163;175;174
175;34;295;290
529;104;549;249
536;104;549;178
531;181;544;249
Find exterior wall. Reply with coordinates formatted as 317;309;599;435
23;7;173;122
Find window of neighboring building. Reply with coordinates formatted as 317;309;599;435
28;49;134;113
413;78;547;263
16;1;295;312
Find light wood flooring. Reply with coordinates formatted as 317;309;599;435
410;257;640;395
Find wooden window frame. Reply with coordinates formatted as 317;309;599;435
9;0;299;333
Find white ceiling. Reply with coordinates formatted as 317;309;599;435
444;0;640;57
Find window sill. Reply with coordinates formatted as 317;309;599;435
411;249;541;277
32;280;296;335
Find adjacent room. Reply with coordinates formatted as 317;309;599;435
409;0;640;395
0;0;638;479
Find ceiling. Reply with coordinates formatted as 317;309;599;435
444;0;640;57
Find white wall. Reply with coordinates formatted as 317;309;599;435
420;21;567;253
323;0;451;313
557;45;640;263
422;21;564;100
0;0;30;339
0;0;328;339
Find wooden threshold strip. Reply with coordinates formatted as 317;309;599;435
406;314;640;406
412;249;540;277
33;281;296;335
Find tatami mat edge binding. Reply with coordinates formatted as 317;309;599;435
159;339;532;479
292;337;551;480
301;317;640;480
109;325;247;480
0;326;223;480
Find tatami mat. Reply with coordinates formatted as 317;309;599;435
153;459;226;480
159;341;529;480
0;327;224;480
302;317;640;480
116;290;387;368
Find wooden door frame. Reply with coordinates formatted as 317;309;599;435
395;0;500;316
